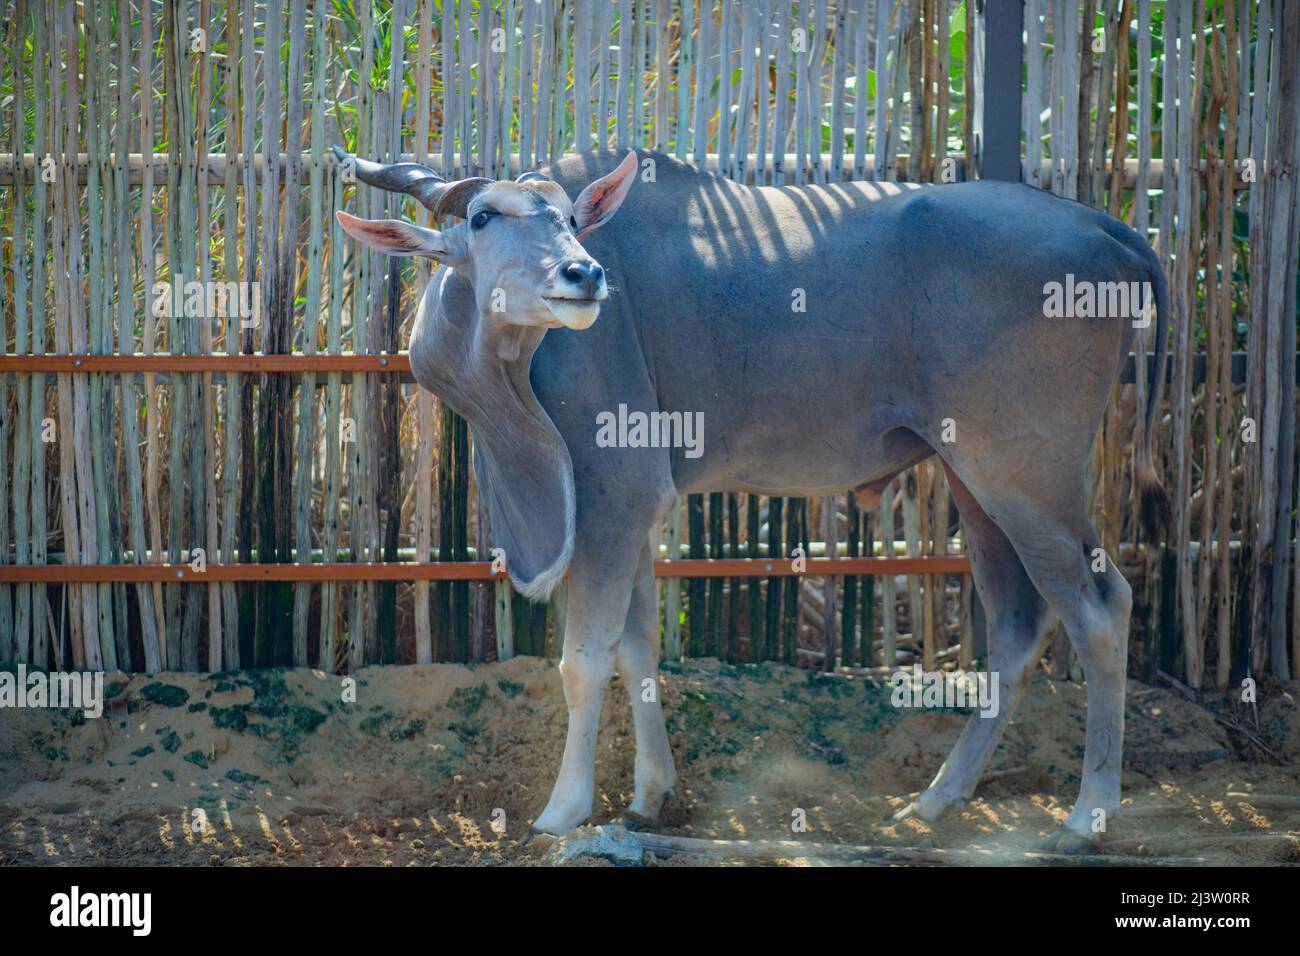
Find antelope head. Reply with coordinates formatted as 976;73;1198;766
334;148;638;334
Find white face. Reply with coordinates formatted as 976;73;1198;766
462;181;608;332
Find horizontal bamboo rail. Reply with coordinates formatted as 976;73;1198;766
0;556;971;584
0;153;1253;189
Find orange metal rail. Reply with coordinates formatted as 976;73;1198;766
0;353;410;373
0;556;970;584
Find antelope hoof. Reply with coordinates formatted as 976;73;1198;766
626;785;676;826
520;827;577;848
622;811;657;832
894;787;963;824
1040;826;1101;856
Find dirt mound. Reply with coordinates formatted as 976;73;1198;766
1;660;1297;865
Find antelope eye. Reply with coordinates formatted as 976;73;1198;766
471;209;494;231
569;215;578;231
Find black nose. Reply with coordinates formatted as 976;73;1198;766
561;260;604;299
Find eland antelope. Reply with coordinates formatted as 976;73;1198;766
333;147;1169;847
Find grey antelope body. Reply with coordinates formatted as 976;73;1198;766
337;148;1169;843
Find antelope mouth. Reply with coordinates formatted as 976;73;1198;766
542;296;603;330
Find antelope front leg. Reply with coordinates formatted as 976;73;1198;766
530;543;642;837
616;535;677;822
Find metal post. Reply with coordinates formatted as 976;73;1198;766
977;0;1025;181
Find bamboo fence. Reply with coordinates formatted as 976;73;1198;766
0;1;1296;689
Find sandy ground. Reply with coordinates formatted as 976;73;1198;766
1;658;1297;866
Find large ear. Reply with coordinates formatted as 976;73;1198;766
572;151;638;240
335;210;465;263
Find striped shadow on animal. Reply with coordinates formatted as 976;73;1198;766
333;147;1170;848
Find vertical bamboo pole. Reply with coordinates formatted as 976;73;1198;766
919;0;935;181
851;0;868;181
1074;0;1097;203
1260;3;1300;677
537;0;554;169
726;492;740;663
687;493;705;655
236;0;257;669
178;1;205;673
829;0;847;183
348;0;375;669
733;0;755;181
133;1;160;665
1025;1;1044;186
841;492;859;667
877;483;896;666
499;0;516;179
754;0;773;184
1214;0;1239;691
808;0;826;184
707;491;723;655
860;506;874;665
932;463;949;659
745;493;761;660
24;0;49;667
1196;7;1224;658
632;0;648;146
871;0;889;181
411;0;435;665
87;0;119;672
915;463;933;669
933;0;949;182
162;0;184;670
763;497;782;660
692;0;711;164
194;0;221;673
520;0;535;166
675;0;693;161
377;0;407;666
794;0;808;184
320;158;346;669
619;0;634;149
1241;0;1267;674
551;1;570;162
70;0;103;667
904;0;921;181
655;0;671;149
820;496;838;671
1172;0;1204;685
781;497;803;663
716;0;731;174
294;0;329;667
663;498;683;660
1131;0;1155;675
50;0;87;670
479;0;497;179
459;0;474;175
574;0;592;150
595;0;611;150
220;0;241;669
9;0;31;663
0;5;14;660
256;0;290;666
